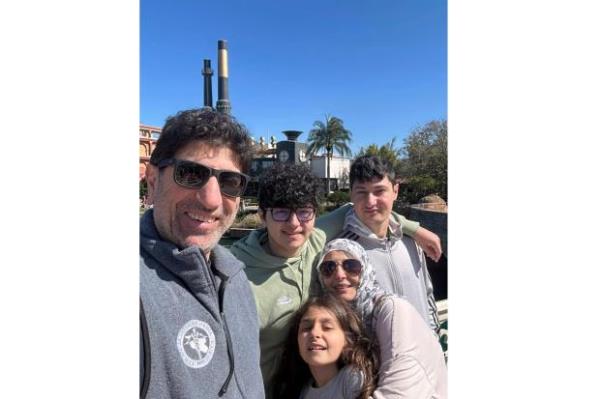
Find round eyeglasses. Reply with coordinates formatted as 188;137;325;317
268;207;315;223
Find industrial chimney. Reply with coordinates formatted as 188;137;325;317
201;59;213;108
216;40;231;114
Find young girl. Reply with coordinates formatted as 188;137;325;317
273;293;378;399
316;238;448;399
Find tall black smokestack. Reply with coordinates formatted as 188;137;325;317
201;59;213;108
216;40;231;114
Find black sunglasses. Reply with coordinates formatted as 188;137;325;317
319;259;362;278
157;158;249;197
268;207;315;223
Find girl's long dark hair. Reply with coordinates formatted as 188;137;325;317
272;293;379;399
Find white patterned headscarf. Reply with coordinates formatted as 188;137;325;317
316;238;392;335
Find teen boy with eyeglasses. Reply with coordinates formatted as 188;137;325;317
229;162;441;398
140;108;264;399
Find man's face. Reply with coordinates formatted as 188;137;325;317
146;142;240;253
350;176;399;237
261;207;315;258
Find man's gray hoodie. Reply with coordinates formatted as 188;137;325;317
140;210;265;399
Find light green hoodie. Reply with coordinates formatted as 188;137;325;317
230;227;326;398
229;204;420;398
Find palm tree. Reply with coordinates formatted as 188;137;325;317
306;114;352;193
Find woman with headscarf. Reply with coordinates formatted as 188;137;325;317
316;238;447;399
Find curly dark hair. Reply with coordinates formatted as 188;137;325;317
350;155;396;189
272;294;379;399
257;163;320;212
149;108;255;173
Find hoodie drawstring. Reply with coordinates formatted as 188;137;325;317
217;276;235;397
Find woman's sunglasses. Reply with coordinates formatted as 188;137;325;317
319;259;363;278
156;158;249;197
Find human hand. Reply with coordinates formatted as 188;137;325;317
414;227;442;262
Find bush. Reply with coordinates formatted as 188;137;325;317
398;176;441;205
327;190;350;207
140;179;148;199
232;211;263;229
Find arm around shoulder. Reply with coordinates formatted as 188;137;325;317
392;211;420;236
392;211;443;261
315;202;352;240
394;212;442;261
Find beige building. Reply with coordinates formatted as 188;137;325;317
309;154;351;190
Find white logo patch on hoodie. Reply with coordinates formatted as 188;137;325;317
276;295;292;306
177;319;216;368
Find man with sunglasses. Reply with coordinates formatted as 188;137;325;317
139;108;264;399
229;162;439;398
338;154;441;333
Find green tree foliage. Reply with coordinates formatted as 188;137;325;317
327;190;351;208
306;114;352;193
400;120;447;203
398;175;439;205
356;137;403;177
356;120;447;205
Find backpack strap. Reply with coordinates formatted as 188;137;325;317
140;297;151;399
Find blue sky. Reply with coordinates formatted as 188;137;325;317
141;0;447;154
